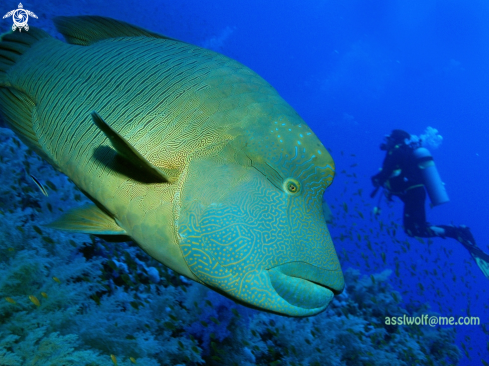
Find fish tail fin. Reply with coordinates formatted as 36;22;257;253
0;28;59;168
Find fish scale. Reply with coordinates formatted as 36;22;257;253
0;15;343;316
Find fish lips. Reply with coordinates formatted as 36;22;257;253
267;262;344;310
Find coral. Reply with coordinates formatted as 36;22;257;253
0;327;107;366
0;128;203;365
0;126;461;365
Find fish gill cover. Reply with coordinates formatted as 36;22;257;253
0;0;487;365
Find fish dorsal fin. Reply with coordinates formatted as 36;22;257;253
44;204;127;235
53;16;178;46
91;111;175;183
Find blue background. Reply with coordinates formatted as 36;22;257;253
1;0;488;364
168;2;489;362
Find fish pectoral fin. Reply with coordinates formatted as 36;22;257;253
53;16;180;46
44;204;127;235
91;111;174;183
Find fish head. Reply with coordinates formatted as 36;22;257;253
178;113;344;316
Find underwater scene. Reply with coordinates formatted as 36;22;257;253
0;0;488;365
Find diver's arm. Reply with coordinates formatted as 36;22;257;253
371;147;401;187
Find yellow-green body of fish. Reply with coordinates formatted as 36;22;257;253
0;16;344;316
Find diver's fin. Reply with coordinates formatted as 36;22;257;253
91;111;173;183
44;204;127;235
463;244;489;280
53;16;179;46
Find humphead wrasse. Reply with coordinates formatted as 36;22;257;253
0;16;344;316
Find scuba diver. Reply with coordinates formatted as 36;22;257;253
371;129;489;280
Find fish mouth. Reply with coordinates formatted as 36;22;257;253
267;262;344;310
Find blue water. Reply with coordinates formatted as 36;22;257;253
199;2;489;363
1;0;488;364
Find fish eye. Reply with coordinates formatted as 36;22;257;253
284;178;301;194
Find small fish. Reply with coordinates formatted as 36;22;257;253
130;357;137;364
52;276;61;283
29;295;40;307
390;292;399;302
45;180;57;192
5;297;16;304
32;226;43;235
41;292;48;299
28;174;48;196
111;354;117;365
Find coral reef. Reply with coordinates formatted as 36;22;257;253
0;127;460;365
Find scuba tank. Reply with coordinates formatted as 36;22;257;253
413;147;449;206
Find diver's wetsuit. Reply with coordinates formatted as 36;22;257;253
371;136;489;281
371;143;457;239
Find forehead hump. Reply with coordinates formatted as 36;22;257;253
245;112;334;187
